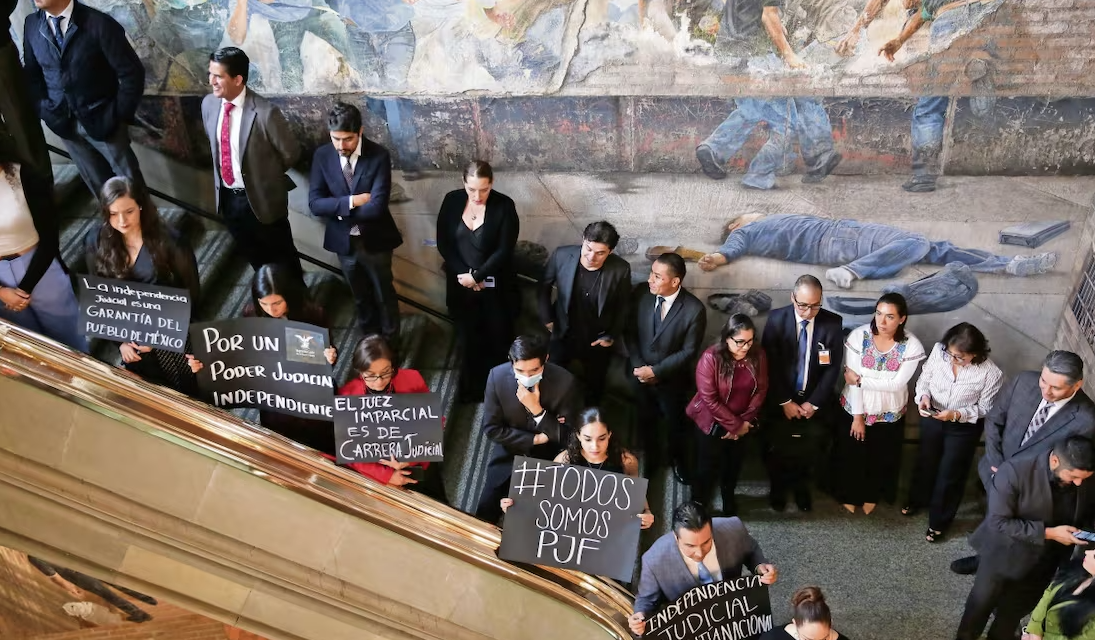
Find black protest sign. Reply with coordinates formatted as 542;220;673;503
78;275;191;353
333;393;444;463
646;576;774;640
498;456;647;581
189;318;334;420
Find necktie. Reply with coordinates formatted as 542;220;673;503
342;157;354;188
795;319;809;392
654;296;665;330
49;15;65;50
697;562;715;585
1021;402;1054;445
220;102;235;186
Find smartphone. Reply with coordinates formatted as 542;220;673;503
1074;530;1095;543
406;466;427;483
918;403;944;417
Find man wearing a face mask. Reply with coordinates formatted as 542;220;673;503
475;334;581;523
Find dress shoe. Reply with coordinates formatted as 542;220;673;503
902;174;937;193
950;555;980;575
126;610;152;623
768;493;787;512
794;490;812;512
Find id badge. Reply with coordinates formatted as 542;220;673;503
818;349;831;366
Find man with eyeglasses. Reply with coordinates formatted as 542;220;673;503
759;274;843;512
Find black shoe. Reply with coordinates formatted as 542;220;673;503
794;490;812;512
126;610;152;623
768;492;787;512
950;555;980;575
672;465;690;485
802;151;842;184
696;145;727;180
902;174;937;193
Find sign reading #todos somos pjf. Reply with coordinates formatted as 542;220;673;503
498;456;647;582
189;318;334;420
646;576;774;640
78;275;191;353
333;393;444;464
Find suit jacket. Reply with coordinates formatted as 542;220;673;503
625;284;707;385
979;371;1095;489
760;305;844;411
970;453;1095;580
481;361;580;457
537;245;631;341
633;517;768;615
22;1;145;140
200;90;300;224
308;140;402;255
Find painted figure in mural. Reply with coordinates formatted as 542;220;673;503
694;0;843;189
686;214;1057;288
835;0;1003;192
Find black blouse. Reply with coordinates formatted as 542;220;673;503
83;223;201;305
435;188;519;284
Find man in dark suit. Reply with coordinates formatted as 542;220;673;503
538;221;631;406
760;274;843;512
625;252;706;479
629;501;777;636
955;437;1095;640
22;0;145;196
1;0;51;182
308;102;402;341
202;47;302;279
475;334;580;523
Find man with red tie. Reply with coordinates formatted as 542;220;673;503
201;46;302;279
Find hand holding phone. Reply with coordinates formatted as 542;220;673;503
1074;530;1095;543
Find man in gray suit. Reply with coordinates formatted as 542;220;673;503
629;501;777;636
202;47;302;279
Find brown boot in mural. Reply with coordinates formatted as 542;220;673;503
645;246;707;262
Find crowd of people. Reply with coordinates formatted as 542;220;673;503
3;1;1095;638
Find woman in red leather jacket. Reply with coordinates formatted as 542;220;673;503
686;313;768;515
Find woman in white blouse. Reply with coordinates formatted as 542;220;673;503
903;323;1003;542
832;293;925;514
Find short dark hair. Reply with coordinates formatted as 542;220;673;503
508;334;548;365
1054;436;1095;473
655;252;686;281
1045;350;1084;385
463;160;493;183
871;292;909;343
791;587;832;626
583;221;620;250
327;102;362;133
671;501;711;535
351;334;396;375
941;322;991;365
794;274;823;294
210;47;249;84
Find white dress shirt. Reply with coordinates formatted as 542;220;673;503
45;1;75;38
656;287;681;322
215;88;247;189
913;343;1004;423
681;541;723;582
341;136;362;235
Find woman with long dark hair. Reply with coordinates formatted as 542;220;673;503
85;177;199;391
686;313;769;516
1024;549;1095;640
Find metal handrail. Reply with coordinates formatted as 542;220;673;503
46;144;453;324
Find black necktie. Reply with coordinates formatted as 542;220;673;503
50;15;65;50
654;296;665;330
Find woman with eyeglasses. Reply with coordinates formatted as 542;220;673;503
686;313;769;515
760;586;850;640
903;322;1002;542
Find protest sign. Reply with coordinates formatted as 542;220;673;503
645;575;774;640
189;318;334;419
78;275;191;353
333;393;444;463
498;456;647;581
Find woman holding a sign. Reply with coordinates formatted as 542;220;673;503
86;177;200;391
761;586;850;640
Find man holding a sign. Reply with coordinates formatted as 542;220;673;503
630;501;778;637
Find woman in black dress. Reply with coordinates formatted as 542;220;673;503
761;586;850;640
85;176;200;393
435;160;519;401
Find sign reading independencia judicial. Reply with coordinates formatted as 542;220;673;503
646;576;774;640
498;456;647;582
333;393;444;463
189;318;334;419
78;275;191;353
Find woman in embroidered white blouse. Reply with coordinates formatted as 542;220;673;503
831;293;926;514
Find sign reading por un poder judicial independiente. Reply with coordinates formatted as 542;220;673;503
189;318;334;419
645;575;774;640
498;456;647;582
333;393;444;463
78;275;191;353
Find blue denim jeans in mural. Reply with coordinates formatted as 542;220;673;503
701;98;834;187
717;214;1014;279
366;97;421;171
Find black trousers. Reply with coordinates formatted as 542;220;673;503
955;554;1060;640
62;121;146;199
630;377;690;474
830;412;905;506
549;334;612;407
0;41;51;178
338;241;400;340
693;429;748;514
763;408;826;502
220;187;303;280
448;282;514;401
475;441;560;523
29;557;149;619
906;416;982;532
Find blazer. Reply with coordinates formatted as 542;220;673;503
200;90;300;224
633;517;768;615
625;284;707;385
688;345;769;436
760;305;843;410
979;371;1095;489
435;189;519;286
307;140;402;256
22;1;145;140
970;453;1095;580
481;361;580;457
537;245;631;341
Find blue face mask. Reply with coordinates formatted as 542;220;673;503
515;372;544;388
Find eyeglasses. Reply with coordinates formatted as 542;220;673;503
362;369;395;382
942;350;970;365
730;337;754;348
792;294;822;311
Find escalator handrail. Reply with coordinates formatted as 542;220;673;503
46;144;453;324
0;320;635;637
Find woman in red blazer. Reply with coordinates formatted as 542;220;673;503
686;313;769;516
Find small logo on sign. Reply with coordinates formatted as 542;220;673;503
285;327;326;364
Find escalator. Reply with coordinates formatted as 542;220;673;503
0;322;634;640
